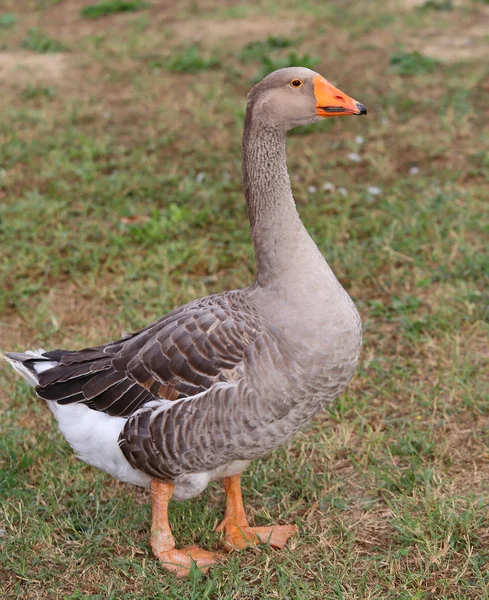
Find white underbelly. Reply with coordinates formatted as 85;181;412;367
48;401;250;500
172;459;251;500
48;401;152;487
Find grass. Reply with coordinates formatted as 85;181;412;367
239;36;295;62
0;13;16;28
163;44;221;74
80;0;150;19
0;0;488;598
21;85;57;100
21;28;67;53
389;51;440;76
418;0;454;11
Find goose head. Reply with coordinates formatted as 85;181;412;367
246;66;366;132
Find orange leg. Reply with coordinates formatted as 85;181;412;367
150;480;221;577
215;474;298;551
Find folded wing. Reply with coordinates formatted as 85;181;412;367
36;292;262;417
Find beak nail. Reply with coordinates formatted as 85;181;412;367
355;102;367;115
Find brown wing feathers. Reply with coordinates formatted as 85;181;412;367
35;295;261;419
37;351;154;416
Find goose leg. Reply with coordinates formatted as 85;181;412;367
216;474;298;551
150;479;221;577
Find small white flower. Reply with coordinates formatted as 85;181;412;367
0;168;6;178
337;187;348;197
196;172;205;184
409;166;420;176
348;152;362;163
308;185;317;194
322;182;335;192
367;186;381;195
355;135;364;145
102;111;112;119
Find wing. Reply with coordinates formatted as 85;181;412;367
119;325;299;480
36;292;262;417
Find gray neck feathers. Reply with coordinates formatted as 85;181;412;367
242;104;330;291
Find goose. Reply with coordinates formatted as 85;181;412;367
5;67;366;577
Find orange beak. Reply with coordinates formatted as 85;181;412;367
314;74;366;118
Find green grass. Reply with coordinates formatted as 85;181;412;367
163;44;221;74
21;28;67;53
1;0;488;598
21;85;57;100
389;51;440;76
418;0;454;11
239;36;295;62
0;13;16;28
81;0;150;19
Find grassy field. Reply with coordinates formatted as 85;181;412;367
0;0;488;598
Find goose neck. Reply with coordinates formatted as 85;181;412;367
242;121;320;288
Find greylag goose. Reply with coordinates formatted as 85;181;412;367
5;67;366;577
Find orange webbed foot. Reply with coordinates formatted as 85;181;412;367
250;524;299;548
217;475;299;552
150;480;223;578
216;519;298;551
155;545;223;578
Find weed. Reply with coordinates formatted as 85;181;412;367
0;13;16;28
389;50;440;75
21;85;57;100
81;0;149;19
159;45;221;74
21;28;67;53
418;0;453;10
239;36;294;62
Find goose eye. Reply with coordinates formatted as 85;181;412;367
291;79;302;88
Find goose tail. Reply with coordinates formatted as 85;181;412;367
4;349;60;387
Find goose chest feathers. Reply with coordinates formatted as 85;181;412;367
6;67;366;577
